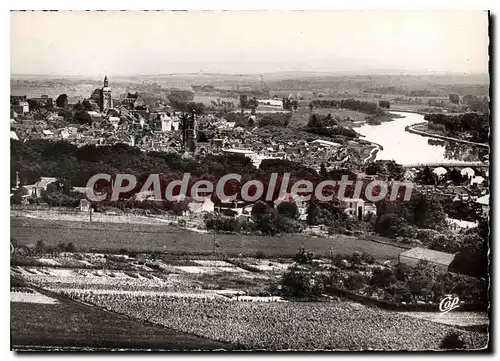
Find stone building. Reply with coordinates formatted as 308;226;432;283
90;76;113;112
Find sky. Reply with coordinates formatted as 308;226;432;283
10;10;490;76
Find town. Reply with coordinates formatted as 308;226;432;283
10;10;491;352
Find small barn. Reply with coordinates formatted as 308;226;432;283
399;247;456;273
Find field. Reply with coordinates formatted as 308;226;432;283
11;250;489;351
11;290;231;351
11;216;404;259
63;293;489;350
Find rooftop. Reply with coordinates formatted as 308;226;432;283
311;139;342;147
399;247;455;266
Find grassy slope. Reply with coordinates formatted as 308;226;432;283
75;294;489;350
11;217;404;259
10;297;231;351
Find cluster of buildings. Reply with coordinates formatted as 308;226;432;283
10;76;364;172
10;76;388;225
13;76;490;233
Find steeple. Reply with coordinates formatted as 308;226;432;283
103;75;109;88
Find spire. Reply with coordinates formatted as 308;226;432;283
104;75;108;87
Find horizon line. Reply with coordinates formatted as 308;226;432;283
11;70;489;78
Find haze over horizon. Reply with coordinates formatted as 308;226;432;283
11;11;489;76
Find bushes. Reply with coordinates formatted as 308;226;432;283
440;332;465;349
344;274;369;291
205;214;241;233
370;267;396;288
386;282;413;303
255;250;266;259
57;242;77;253
276;202;299;220
294;247;314;265
325;253;487;306
259;113;291;127
378;100;390;109
331;252;375;269
35;240;46;253
281;265;324;299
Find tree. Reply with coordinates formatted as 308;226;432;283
74;101;84;111
446;169;468;185
58;109;73;122
239;94;248;111
11;187;28;205
251;201;273;216
27;99;40;111
294;246;314;264
344;273;369;291
448;94;460;105
378;100;390;109
449;232;488;278
276;201;299;220
56;94;68;108
440;332;465;349
82;99;93;111
385;161;405;181
319;163;328;178
365;161;385;175
281;265;323;299
415;166;437;185
374;213;406;238
306;196;347;227
74;110;92;125
370;267;396;287
35;240;46;253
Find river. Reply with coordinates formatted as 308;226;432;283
356;111;488;165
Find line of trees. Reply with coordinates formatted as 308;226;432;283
310;99;385;115
424;113;489;143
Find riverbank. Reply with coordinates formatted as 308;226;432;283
363;143;382;163
405;123;489;149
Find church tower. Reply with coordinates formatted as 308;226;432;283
181;110;197;153
101;75;112;112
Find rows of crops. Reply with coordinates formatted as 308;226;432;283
65;291;488;350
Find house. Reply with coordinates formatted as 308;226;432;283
257;99;283;107
447;217;477;232
25;177;58;197
108;116;121;128
79;199;91;212
476;194;490;217
11;102;29;115
42;129;55;139
214;198;247;216
364;203;377;216
29;95;53;108
47;113;64;122
311;139;342;148
223;148;259;166
87;111;102;120
11;95;27;104
399;247;456;273
188;198;215;214
240;203;255;217
339;197;374;220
